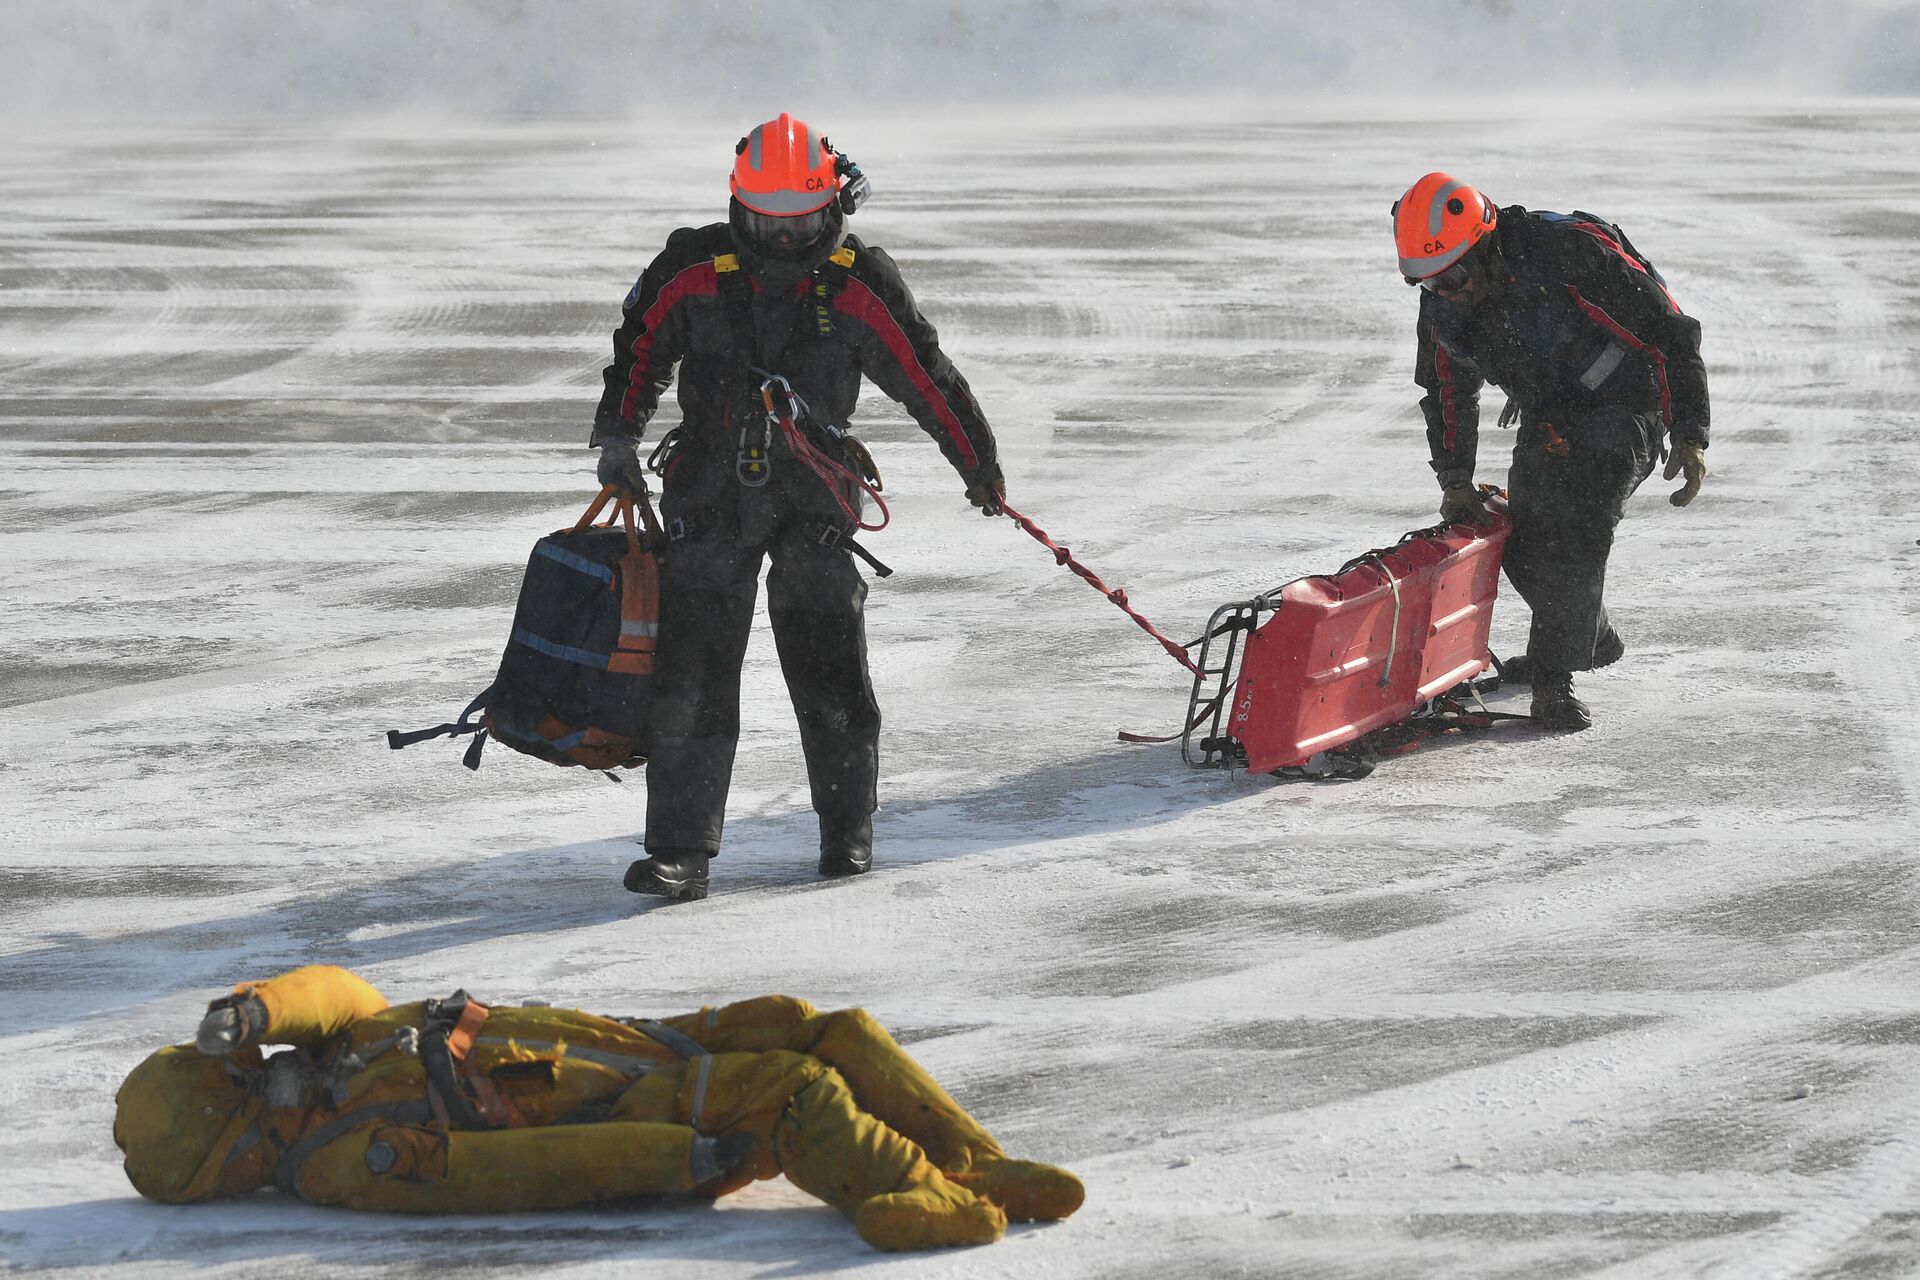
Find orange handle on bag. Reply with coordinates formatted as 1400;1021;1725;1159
571;484;664;554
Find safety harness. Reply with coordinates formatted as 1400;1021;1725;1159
250;992;713;1197
692;249;893;577
621;1017;718;1131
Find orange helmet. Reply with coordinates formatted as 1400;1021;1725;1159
730;112;839;216
1393;173;1497;282
729;114;870;273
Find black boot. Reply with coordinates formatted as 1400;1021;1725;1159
1500;629;1625;686
624;848;710;901
818;815;873;878
1530;669;1592;732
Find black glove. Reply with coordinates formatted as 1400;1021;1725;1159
1439;482;1492;526
596;436;648;495
962;461;1005;517
196;994;268;1055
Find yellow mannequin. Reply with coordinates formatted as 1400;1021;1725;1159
114;966;1081;1251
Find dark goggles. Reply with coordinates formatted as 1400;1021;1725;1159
736;203;838;256
1406;258;1473;296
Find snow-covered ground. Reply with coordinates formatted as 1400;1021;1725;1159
3;103;1918;1278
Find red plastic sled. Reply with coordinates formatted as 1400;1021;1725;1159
1184;498;1511;773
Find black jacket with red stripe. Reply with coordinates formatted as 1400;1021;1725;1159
593;224;996;480
1414;206;1709;484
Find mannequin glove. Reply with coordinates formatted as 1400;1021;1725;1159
1664;440;1706;507
196;994;269;1055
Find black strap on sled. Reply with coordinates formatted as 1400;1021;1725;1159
1141;668;1533;776
1118;693;1225;746
1270;691;1532;782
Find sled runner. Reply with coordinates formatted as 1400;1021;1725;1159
1183;495;1515;776
386;485;663;774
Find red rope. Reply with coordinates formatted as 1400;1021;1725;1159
996;500;1202;677
775;414;890;532
764;390;889;532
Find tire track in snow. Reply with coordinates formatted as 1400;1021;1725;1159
1071;947;1920;1243
1669;186;1920;1280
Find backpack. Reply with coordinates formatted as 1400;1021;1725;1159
1539;208;1674;294
387;486;663;775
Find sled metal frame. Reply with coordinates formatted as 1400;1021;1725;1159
1181;591;1279;770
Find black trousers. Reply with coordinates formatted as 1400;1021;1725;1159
643;517;880;857
1502;405;1660;673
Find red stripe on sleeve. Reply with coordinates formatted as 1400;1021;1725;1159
1434;339;1460;452
1570;223;1681;312
1565;285;1673;428
832;277;980;471
619;261;721;423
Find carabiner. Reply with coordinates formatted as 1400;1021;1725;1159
758;372;806;426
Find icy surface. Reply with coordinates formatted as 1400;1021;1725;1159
3;105;1919;1277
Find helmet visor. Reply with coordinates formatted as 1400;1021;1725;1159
736;203;839;261
1407;259;1473;296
